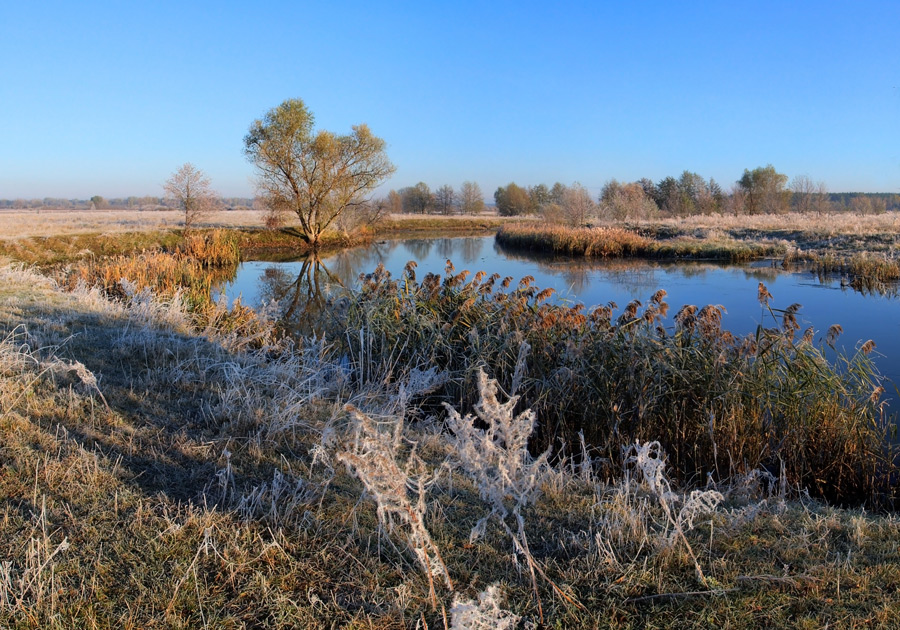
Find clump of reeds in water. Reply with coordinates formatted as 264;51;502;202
495;224;651;257
177;229;241;268
340;261;895;507
497;224;782;262
783;249;900;286
63;229;240;301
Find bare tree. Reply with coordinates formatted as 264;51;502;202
256;196;286;230
563;183;597;226
599;180;657;221
789;175;830;214
789;174;816;214
458;181;485;215
386;189;403;215
332;196;389;234
850;195;887;215
811;181;831;214
543;182;596;226
243;98;395;247
163;163;217;230
726;185;747;216
434;184;456;215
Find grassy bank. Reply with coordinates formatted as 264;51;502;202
0;214;512;269
0;227;366;268
2;264;900;628
377;214;514;233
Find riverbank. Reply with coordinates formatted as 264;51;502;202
497;219;900;283
1;263;899;627
0;208;521;268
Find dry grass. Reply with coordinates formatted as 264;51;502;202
1;263;900;627
496;223;651;257
0;209;510;243
498;223;784;262
0;209;264;240
627;211;900;237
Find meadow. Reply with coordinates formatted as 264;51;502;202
1;213;900;627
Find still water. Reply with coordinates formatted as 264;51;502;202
221;235;900;390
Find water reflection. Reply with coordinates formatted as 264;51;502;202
220;235;900;390
256;255;345;335
492;241;786;303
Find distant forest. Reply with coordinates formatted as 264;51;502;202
827;192;900;211
1;192;898;216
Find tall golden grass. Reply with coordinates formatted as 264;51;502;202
59;230;276;344
497;224;782;262
784;249;900;283
63;230;240;301
496;224;651;257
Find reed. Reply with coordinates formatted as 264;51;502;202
341;263;895;506
57;230;280;347
784;249;900;284
497;224;784;262
495;224;651;257
176;229;241;268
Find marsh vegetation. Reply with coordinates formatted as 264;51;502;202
2;213;900;627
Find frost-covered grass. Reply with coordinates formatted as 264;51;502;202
631;211;900;238
2;263;900;628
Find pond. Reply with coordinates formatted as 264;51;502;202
220;235;900;394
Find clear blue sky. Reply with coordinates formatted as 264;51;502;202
1;1;897;199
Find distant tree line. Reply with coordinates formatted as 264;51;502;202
0;196;255;211
377;181;488;216
4;165;898;224
488;166;900;225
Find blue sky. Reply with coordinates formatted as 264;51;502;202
1;1;897;199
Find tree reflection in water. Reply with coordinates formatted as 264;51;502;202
258;254;349;336
327;240;399;284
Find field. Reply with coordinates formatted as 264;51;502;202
630;211;900;238
0;209;263;240
0;208;512;242
1;213;900;627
